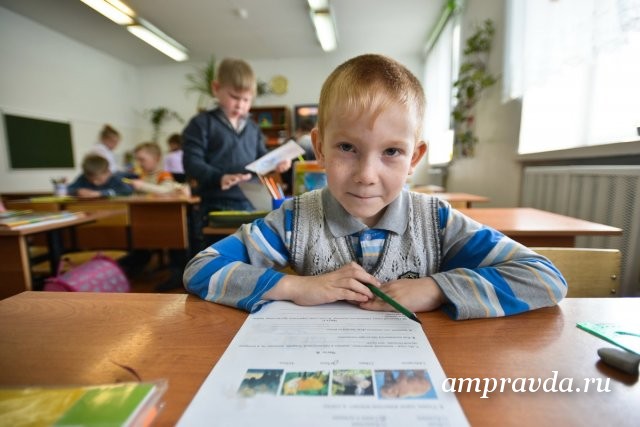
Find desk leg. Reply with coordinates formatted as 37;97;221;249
0;235;32;298
46;230;64;276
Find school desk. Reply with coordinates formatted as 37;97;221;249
458;207;623;247
0;292;637;427
66;196;200;249
0;211;118;299
7;195;200;250
203;206;621;247
414;190;490;208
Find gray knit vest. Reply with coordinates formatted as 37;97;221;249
290;191;442;281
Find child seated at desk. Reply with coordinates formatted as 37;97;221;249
127;142;189;196
67;154;133;198
183;54;567;320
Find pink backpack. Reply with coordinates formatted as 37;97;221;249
44;254;130;293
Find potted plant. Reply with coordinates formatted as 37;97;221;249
451;19;498;158
147;107;183;142
186;55;216;111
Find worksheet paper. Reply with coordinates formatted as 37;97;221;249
178;302;469;427
245;140;305;175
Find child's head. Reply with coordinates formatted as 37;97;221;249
134;142;162;173
213;58;256;122
82;154;112;186
99;124;120;150
312;54;427;227
167;133;182;152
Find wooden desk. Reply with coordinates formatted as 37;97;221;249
413;190;490;208
0;293;637;426
458;207;622;247
7;196;200;250
0;211;116;299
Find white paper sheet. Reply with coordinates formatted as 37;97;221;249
178;302;469;427
245;140;305;175
238;179;273;211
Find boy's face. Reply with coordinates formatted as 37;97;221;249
312;104;426;227
87;170;111;186
213;83;253;122
135;150;159;173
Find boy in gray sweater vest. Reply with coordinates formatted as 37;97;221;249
183;54;566;319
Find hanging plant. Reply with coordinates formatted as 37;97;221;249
147;107;184;142
186;55;216;111
451;19;498;158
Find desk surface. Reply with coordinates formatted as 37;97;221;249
0;293;637;426
416;190;490;203
0;210;120;236
458;207;622;236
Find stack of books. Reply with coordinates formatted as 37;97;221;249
0;210;83;230
0;380;167;426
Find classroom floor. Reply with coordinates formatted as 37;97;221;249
128;262;186;294
31;252;187;295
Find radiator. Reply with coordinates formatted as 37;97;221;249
521;165;640;296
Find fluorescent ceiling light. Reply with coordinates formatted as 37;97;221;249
311;11;337;52
79;0;134;25
127;21;188;62
80;0;188;62
307;0;329;9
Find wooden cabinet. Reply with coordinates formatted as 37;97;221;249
250;106;291;148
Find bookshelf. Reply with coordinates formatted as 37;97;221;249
250;106;291;148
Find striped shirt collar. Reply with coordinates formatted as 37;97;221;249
321;187;409;237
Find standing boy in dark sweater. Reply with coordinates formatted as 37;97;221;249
182;58;291;251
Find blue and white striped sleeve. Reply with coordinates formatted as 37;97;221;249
431;201;567;320
183;200;295;312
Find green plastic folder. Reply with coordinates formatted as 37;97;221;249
577;322;640;355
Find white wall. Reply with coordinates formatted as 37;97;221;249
0;5;424;193
137;53;424;145
0;7;143;192
445;0;522;207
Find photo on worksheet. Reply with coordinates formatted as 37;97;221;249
281;370;330;396
237;368;284;397
375;369;437;399
331;369;374;396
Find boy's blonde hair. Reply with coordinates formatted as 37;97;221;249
317;54;426;139
216;58;256;93
82;154;110;177
134;142;162;160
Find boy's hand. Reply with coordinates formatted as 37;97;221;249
76;188;102;198
220;173;252;190
128;179;144;190
275;159;292;173
359;277;446;313
264;262;379;306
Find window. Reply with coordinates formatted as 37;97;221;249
423;8;460;165
504;0;640;155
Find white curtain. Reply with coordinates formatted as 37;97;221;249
504;0;640;154
424;16;459;165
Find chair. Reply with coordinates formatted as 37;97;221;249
531;247;620;297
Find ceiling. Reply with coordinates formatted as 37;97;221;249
0;0;443;66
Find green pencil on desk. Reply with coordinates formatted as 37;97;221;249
365;284;421;324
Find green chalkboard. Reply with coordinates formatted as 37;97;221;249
4;113;75;168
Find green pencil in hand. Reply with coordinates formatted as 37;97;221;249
365;284;422;324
